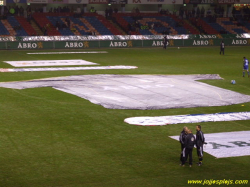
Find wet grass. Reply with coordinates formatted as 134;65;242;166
0;46;249;187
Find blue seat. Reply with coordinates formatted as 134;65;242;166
233;28;245;34
6;16;28;36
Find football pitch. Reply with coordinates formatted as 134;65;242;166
0;46;249;187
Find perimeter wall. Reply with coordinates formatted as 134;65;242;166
0;34;249;49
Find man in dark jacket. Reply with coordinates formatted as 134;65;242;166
220;40;225;55
181;129;196;167
163;36;169;49
196;125;205;166
179;126;188;164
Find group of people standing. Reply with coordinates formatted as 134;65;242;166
179;125;205;167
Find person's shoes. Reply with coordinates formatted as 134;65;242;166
189;165;192;167
181;164;185;167
198;163;202;166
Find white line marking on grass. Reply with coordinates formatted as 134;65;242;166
27;51;108;54
211;90;223;100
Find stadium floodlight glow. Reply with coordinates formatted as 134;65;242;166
0;0;5;6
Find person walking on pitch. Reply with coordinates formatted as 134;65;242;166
163;36;168;49
243;57;249;78
220;40;225;55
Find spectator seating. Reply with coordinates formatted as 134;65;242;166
0;16;35;36
169;15;200;34
190;17;219;34
112;13;195;35
33;12;122;36
95;14;122;35
33;13;61;36
190;17;250;35
6;16;23;36
244;21;250;31
15;16;37;36
1;12;250;36
7;16;27;36
216;17;250;34
0;20;10;36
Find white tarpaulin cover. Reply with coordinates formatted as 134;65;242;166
27;51;108;54
0;74;250;109
124;112;250;125
0;66;137;72
170;131;250;158
3;59;98;67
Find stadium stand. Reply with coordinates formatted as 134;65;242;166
189;17;220;34
169;15;200;34
204;18;227;34
95;14;122;35
216;17;250;34
0;20;10;36
190;16;250;35
244;21;250;31
15;16;37;36
0;9;249;37
112;13;200;35
0;16;37;36
32;13;61;36
33;12;122;36
6;17;24;36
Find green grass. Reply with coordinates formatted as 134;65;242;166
0;46;249;187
